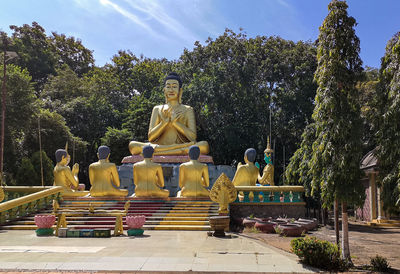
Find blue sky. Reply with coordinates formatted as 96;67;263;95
1;0;399;68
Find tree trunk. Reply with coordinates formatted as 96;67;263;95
334;199;339;245
341;201;351;262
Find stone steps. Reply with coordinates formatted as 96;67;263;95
0;197;220;231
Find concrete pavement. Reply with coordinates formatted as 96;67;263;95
0;230;315;273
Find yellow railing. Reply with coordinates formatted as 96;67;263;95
0;186;63;224
1;186;56;202
234;185;305;203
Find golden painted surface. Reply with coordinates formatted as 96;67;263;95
0;186;63;212
0;187;4;202
209;173;237;214
53;153;80;192
133;159;169;198
129;78;209;155
259;164;274;186
259;137;274;185
89;159;128;197
232;158;259;187
178;160;210;198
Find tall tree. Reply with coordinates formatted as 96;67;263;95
310;0;364;261
10;22;58;90
374;32;400;214
51;32;94;76
0;63;37;180
178;30;317;169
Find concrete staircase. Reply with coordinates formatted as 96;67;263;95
0;197;220;231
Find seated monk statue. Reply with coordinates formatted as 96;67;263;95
133;145;170;198
129;72;209;156
232;148;259;187
258;138;274;186
89;146;128;197
178;145;210;198
53;149;83;194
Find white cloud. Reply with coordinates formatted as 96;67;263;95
98;0;165;40
122;0;201;44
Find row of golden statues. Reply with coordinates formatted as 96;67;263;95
53;73;274;198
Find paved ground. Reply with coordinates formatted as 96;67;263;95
0;230;315;273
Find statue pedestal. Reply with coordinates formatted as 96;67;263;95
118;155;235;197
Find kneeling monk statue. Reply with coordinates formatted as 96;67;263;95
129;72;209;156
53;148;87;196
133;145;170;198
232;148;259;187
178;145;210;198
89;146;128;197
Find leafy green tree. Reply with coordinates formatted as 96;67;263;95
374;32;400;214
22;109;87;167
10;22;58;90
16;157;38;186
101;128;132;164
0;62;37;177
177;29;317;170
310;0;364;261
31;151;54;186
51;32;94;76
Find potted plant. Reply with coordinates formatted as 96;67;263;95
126;215;146;236
34;214;56;236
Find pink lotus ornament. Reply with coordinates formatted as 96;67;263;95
126;215;146;229
34;214;56;229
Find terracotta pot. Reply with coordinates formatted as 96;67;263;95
34;214;56;229
126;215;146;229
242;217;257;228
293;221;312;232
255;221;277;233
298;218;318;230
271;219;288;225
277;224;304;237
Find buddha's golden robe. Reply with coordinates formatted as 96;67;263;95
133;159;169;198
179;160;210;198
89;160;128;197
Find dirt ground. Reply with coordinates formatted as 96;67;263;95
242;220;400;272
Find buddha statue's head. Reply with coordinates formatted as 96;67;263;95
244;148;256;164
98;145;110;161
188;145;200;160
55;149;70;165
164;72;183;103
142;145;154;159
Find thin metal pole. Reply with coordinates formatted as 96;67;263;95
38;115;44;186
283;145;285;184
0;38;7;175
269;104;272;144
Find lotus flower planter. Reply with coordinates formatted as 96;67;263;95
34;214;56;236
126;215;146;236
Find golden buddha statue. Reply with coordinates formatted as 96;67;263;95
178;146;210;198
258;137;274;186
129;72;209;156
53;148;87;196
232;148;259;187
133;145;170;198
89;146;128;197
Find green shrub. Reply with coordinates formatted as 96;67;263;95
291;236;348;271
370;255;390;272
